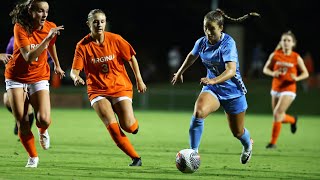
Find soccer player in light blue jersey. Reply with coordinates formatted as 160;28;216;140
172;9;260;164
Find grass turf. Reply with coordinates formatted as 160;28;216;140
0;108;319;179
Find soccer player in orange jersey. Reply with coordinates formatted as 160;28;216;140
70;9;147;166
263;31;309;149
5;0;65;167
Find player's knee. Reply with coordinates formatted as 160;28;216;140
37;113;51;126
120;120;138;133
194;109;208;119
273;109;284;121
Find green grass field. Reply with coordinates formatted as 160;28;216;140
0;108;319;180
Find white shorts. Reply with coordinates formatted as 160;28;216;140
5;79;50;96
90;96;132;106
270;90;296;99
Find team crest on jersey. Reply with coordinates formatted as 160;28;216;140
91;54;115;64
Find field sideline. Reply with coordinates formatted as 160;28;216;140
0;108;319;180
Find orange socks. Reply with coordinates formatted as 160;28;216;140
270;114;295;145
282;114;295;124
38;127;47;134
18;131;38;157
121;120;139;133
107;123;139;159
270;122;282;145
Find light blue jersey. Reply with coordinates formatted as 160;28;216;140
191;33;247;100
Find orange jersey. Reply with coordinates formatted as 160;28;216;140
5;21;57;83
271;49;299;93
72;32;136;101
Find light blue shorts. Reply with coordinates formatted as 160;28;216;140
220;95;248;114
201;88;248;114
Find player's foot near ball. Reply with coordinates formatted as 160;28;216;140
129;157;142;166
266;143;277;149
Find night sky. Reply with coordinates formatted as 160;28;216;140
1;0;318;82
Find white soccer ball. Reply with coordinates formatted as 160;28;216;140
175;148;201;173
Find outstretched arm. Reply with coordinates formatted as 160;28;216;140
171;52;198;85
128;55;147;93
20;26;64;63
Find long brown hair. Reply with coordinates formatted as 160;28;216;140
9;0;48;34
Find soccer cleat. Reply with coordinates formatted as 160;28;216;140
240;139;253;164
291;116;298;134
38;129;50;150
266;143;277;149
129;157;142;166
25;157;39;168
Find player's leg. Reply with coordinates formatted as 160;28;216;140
3;92;18;135
266;95;279;149
112;97;139;134
27;103;35;129
226;111;253;164
6;87;38;167
29;81;51;150
223;95;252;164
268;95;295;147
279;93;297;133
190;91;220;152
92;97;141;166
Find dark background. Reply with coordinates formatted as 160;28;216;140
1;0;318;83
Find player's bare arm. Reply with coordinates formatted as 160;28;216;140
128;55;147;93
200;61;236;85
48;44;65;79
171;52;198;85
263;53;281;77
20;25;64;63
291;56;309;81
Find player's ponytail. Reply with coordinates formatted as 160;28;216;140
205;9;260;26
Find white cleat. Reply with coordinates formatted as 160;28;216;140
25;157;39;168
39;129;50;150
240;139;253;164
